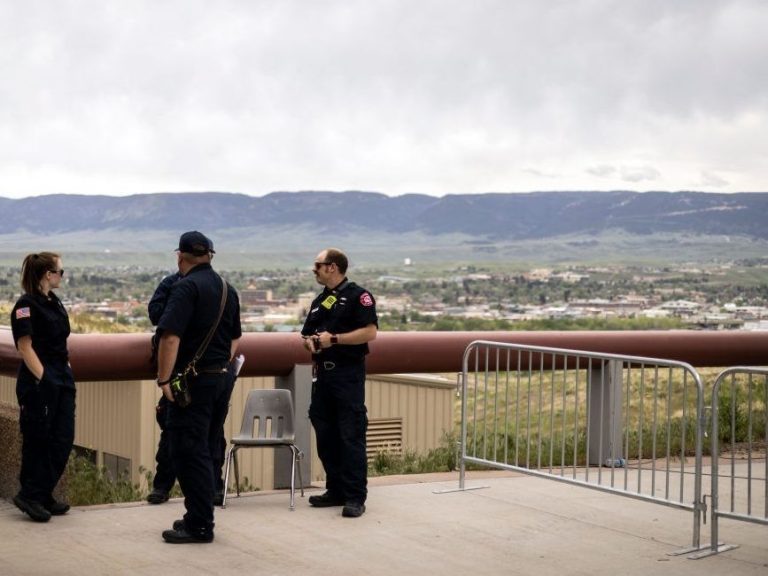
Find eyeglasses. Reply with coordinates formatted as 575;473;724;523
313;261;332;270
49;269;65;277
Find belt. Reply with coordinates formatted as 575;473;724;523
315;358;365;371
197;364;228;374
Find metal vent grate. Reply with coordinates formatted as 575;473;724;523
366;417;403;461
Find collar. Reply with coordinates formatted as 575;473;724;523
326;278;349;295
185;263;213;276
30;291;57;304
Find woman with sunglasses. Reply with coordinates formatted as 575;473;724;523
10;252;75;522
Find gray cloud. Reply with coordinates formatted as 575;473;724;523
586;165;617;178
621;166;661;183
700;171;729;188
0;0;766;197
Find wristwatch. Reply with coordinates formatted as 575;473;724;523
330;335;339;345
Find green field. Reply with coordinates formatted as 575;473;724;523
1;228;768;269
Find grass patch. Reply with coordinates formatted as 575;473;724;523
461;365;767;469
65;455;258;506
65;456;146;506
369;432;473;476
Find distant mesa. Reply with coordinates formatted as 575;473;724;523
0;190;765;239
0;190;766;263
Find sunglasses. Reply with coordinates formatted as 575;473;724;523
313;261;332;270
49;269;65;277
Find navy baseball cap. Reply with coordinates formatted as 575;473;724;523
176;231;215;255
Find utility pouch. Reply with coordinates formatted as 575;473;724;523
169;368;192;408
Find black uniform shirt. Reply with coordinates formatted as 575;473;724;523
11;291;71;364
301;279;378;362
148;272;182;326
158;263;242;373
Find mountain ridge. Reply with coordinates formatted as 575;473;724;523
1;190;766;240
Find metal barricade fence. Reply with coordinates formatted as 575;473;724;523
691;366;768;559
449;340;706;552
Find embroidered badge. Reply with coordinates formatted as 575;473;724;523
321;295;337;309
15;307;31;319
360;293;373;307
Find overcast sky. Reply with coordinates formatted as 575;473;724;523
1;1;766;199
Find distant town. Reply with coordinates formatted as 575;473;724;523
1;259;767;333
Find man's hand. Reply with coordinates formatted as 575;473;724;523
302;335;320;353
315;331;334;349
161;383;174;402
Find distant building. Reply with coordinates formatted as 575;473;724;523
552;271;590;283
240;287;274;306
525;268;553;281
743;319;768;331
660;300;701;316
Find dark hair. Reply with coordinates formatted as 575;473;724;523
325;248;349;274
21;252;60;295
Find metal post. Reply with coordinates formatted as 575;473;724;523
588;360;624;466
274;363;313;489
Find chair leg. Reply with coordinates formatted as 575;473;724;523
296;448;305;498
286;445;305;511
222;444;234;509
289;446;296;511
233;448;241;497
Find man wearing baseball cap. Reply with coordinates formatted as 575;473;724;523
155;230;241;543
176;231;216;255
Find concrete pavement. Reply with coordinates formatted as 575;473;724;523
0;471;766;576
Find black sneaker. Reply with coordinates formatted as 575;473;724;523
213;491;224;507
44;500;70;516
13;495;51;523
147;489;170;504
162;527;214;544
342;502;366;517
308;491;345;507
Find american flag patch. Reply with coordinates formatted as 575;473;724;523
16;307;31;319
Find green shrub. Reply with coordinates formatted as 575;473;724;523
368;432;459;476
66;454;259;505
65;455;145;505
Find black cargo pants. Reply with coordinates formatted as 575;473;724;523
309;360;368;505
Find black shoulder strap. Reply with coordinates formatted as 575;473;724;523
187;276;228;374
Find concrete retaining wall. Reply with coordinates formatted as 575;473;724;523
0;401;21;499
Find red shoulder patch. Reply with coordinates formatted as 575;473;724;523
360;292;373;307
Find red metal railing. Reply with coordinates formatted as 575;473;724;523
1;329;766;381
